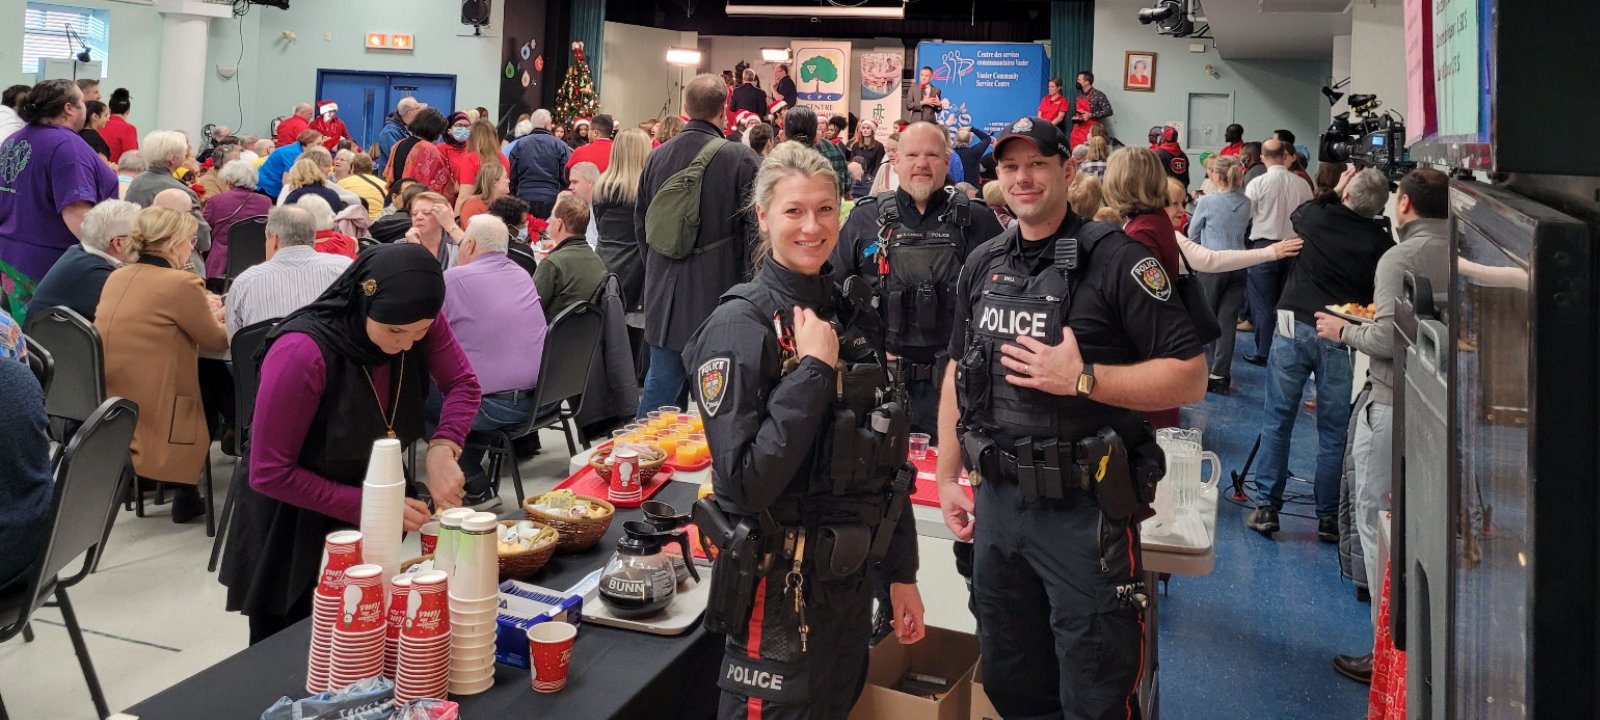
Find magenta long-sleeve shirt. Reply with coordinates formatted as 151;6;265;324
249;316;481;524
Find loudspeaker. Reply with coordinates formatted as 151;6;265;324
462;0;490;26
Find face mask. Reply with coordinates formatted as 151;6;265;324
517;226;529;243
451;127;470;143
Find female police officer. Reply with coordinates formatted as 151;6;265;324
687;142;926;719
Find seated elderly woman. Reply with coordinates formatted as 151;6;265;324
201;160;272;279
336;152;389;221
95;206;229;523
278;148;354;211
116;150;147;199
297;195;359;259
29;199;141;321
127;130;213;258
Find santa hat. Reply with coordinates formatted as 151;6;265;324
678;114;691;122
317;100;338;115
573;117;591;127
734;110;757;126
767;99;787;116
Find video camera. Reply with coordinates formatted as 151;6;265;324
1318;93;1415;180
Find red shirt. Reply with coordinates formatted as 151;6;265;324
567;137;613;173
447;147;510;187
275;115;309;147
1037;94;1070;124
102;115;139;163
313;230;358;259
1219;142;1243;157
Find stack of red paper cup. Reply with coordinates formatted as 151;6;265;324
384;574;414;679
308;530;364;695
395;570;451;704
447;512;501;695
328;564;387;690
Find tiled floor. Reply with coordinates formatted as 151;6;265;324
2;338;1376;718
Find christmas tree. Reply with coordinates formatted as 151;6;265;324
554;41;599;128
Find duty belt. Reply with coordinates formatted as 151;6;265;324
901;360;940;383
995;438;1089;501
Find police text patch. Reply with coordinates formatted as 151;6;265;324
698;358;731;417
1131;257;1172;302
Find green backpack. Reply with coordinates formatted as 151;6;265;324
644;138;731;260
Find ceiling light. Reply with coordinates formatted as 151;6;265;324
725;3;906;19
666;48;703;67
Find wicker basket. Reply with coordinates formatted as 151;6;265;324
396;520;559;581
524;494;616;553
589;444;668;486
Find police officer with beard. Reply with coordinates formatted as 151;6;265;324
936;118;1206;719
687;142;926;720
829;121;1004;639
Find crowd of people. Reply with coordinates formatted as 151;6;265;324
0;59;1447;718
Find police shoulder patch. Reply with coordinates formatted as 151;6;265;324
698;357;732;418
1131;257;1172;302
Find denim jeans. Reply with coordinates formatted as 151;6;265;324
637;344;689;418
1252;320;1353;518
426;390;533;496
1245;242;1287;357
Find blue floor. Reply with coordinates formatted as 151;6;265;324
1159;335;1373;719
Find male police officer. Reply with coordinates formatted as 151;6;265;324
936;117;1206;719
830;121;1005;435
830;121;1004;640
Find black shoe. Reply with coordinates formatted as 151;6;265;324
1318;516;1339;543
1206;376;1231;394
1332;653;1373;684
464;490;503;511
170;485;205;524
1242;354;1268;366
1246;507;1280;535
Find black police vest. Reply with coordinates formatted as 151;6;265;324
957;222;1133;447
872;190;971;351
720;278;908;524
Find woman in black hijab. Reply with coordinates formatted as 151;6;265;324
220;243;483;644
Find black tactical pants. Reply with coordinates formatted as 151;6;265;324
973;477;1145;720
718;568;873;719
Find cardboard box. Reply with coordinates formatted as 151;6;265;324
848;626;979;720
970;662;1001;720
493;580;584;669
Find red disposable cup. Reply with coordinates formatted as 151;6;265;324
527;621;577;693
419;521;439;555
317;531;365;594
337;565;386;632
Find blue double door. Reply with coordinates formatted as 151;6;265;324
315;70;457;152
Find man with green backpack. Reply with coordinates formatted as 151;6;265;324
634;73;763;416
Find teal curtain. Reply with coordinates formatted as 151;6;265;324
1051;1;1094;106
570;0;606;94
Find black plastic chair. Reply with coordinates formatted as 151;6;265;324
507;244;539;277
22;307;104;446
472;302;603;505
225;216;269;283
208;318;278;572
0;397;138;720
21;333;52;395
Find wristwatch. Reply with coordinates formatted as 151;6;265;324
1075;363;1096;397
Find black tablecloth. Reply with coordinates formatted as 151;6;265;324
126;483;721;719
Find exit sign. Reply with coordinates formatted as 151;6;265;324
366;33;414;51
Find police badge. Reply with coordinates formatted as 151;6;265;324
698;358;731;417
1131;257;1171;301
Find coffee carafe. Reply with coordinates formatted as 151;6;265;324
598;521;698;619
641;501;702;585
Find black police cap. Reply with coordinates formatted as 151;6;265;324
994;116;1070;160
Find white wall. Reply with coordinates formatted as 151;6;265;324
1331;34;1351;120
600;22;698;127
1;0;166;134
1092;0;1330;182
1350;0;1407;119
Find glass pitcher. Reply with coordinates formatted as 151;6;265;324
1156;427;1222;511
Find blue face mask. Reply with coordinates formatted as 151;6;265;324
517;226;529;243
451;127;471;143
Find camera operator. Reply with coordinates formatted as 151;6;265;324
1245;168;1393;540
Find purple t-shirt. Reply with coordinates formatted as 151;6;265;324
0;124;120;282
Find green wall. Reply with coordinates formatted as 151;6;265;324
1;0;165;133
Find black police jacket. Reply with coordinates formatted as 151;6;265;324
685;258;918;585
829;187;1005;362
950;214;1204;447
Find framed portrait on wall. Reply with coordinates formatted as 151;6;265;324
1124;51;1156;92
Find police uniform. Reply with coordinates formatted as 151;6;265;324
953;118;1203;720
829;186;1006;435
686;258;918;720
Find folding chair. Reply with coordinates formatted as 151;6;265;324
470;301;604;505
208;318;278;572
0;397;138;720
224;216;269;286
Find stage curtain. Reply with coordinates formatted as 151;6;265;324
1051;0;1094;105
570;0;606;94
